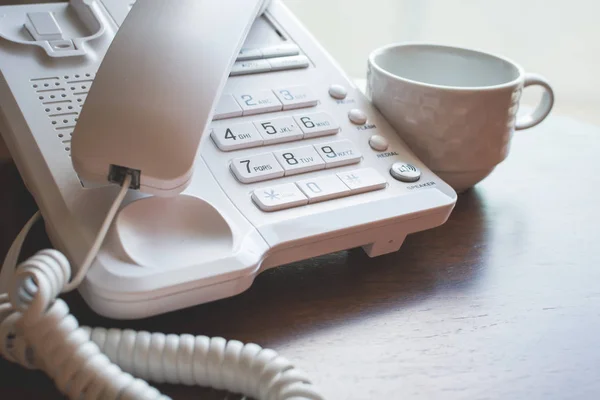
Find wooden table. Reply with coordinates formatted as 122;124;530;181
1;113;599;399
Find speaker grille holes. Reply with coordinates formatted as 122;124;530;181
30;71;96;154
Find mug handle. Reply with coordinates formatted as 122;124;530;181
515;73;555;130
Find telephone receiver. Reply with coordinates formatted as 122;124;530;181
72;0;272;194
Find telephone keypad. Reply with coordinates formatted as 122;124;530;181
235;90;282;116
211;122;263;151
230;153;284;183
314;139;362;168
274;145;325;176
253;116;303;145
293;111;340;138
273;85;318;110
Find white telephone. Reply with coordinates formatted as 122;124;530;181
0;0;457;399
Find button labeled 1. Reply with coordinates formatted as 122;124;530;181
314;140;361;168
294;112;339;138
230;153;284;183
213;94;242;120
273;85;318;110
274;145;325;175
253;116;303;145
296;175;351;203
211;122;263;151
234;90;282;116
252;183;308;212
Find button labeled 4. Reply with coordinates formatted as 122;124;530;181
211;122;263;151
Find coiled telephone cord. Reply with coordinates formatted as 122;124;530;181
0;175;323;400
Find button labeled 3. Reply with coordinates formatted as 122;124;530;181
314;139;361;168
231;153;284;183
252;183;308;212
211;122;263;151
253;116;303;145
274;145;325;175
273;85;318;110
296;175;350;203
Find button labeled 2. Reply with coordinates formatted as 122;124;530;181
314;139;361;168
274;145;325;175
234;90;282;116
230;153;284;183
253;116;303;145
273;85;318;110
294;112;339;138
211;122;263;151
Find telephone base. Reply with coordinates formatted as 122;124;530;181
0;0;457;320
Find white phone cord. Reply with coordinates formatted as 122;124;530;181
0;175;324;400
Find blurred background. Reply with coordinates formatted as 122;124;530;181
1;0;599;160
283;0;600;125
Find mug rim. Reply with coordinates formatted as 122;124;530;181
368;42;525;91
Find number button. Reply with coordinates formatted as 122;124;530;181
211;122;263;151
296;175;351;203
234;90;283;116
253;116;303;145
273;85;318;110
293;112;339;138
213;94;242;120
252;183;308;212
314;140;362;168
273;145;325;176
230;153;284;183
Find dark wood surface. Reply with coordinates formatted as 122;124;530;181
1;114;599;399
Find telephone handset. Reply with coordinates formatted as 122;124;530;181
72;0;272;195
0;0;457;399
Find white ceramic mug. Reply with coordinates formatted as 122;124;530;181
367;43;554;192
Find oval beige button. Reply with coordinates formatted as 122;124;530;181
369;135;388;151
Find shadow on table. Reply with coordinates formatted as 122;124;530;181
66;188;491;347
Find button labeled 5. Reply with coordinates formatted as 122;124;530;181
230;153;284;183
211;122;263;151
253;116;303;145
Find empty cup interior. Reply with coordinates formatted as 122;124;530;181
372;44;520;88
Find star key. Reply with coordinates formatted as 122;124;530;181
252;183;308;212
